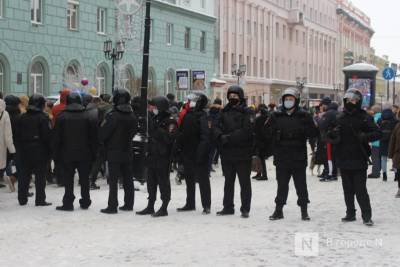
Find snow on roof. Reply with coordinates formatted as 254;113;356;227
342;63;379;72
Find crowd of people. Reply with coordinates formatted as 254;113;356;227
0;85;399;226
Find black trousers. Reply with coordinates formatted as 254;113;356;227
62;161;91;207
89;151;106;184
18;159;47;205
183;160;211;209
275;166;310;207
221;159;252;213
107;162;134;210
147;161;171;205
260;157;267;177
55;161;65;185
340;169;372;220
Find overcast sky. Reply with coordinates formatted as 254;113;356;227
350;0;400;63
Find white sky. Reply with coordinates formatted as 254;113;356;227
350;0;400;63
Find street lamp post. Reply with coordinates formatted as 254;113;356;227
103;39;125;93
296;76;307;106
231;64;247;85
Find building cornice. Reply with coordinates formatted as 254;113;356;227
153;0;216;22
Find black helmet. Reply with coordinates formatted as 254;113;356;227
281;87;300;109
27;94;46;112
82;93;93;107
227;85;244;100
66;91;83;105
149;96;169;112
4;95;21;107
343;88;363;110
113;89;131;106
187;92;208;111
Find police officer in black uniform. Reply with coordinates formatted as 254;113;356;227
327;88;381;226
214;85;253;218
136;96;177;217
266;88;318;221
17;94;52;206
176;92;211;214
99;89;138;214
53;92;97;211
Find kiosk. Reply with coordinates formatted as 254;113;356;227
342;63;379;108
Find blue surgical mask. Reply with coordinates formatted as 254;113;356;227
284;100;295;110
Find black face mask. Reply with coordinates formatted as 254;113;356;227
345;101;357;113
229;98;240;106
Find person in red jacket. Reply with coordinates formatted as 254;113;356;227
52;89;71;124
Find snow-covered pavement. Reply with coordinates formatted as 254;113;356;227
0;161;399;267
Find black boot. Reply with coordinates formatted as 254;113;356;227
152;202;169;217
136;202;155;215
341;210;356;222
100;207;118;214
383;172;387;182
363;219;374;226
269;206;284;220
119;205;133;211
216;208;235;216
202;208;211;215
301;206;310;221
56;205;74;211
177;204;196;212
35;202;52;207
395;172;399;182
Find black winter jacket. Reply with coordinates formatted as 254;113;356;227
329;109;381;170
265;107;318;168
99;104;138;162
213;103;253;161
148;111;177;168
53;104;97;162
177;109;210;164
17;109;51;161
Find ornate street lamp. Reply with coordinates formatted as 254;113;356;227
103;39;125;92
231;64;247;85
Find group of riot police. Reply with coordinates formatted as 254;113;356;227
2;84;381;226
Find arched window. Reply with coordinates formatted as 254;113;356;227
119;64;136;95
29;61;44;94
165;68;175;96
0;61;4;94
148;67;157;97
64;61;81;85
96;65;107;94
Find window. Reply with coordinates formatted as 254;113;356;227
0;61;3;94
200;31;206;52
201;0;206;8
247;20;251;35
165;68;175;95
67;1;79;30
253;22;257;37
275;23;279;39
166;23;173;45
119;65;135;94
0;0;3;18
184;27;191;49
31;0;42;24
64;61;81;84
97;8;106;34
30;62;44;94
149;19;154;42
282;25;286;40
96;65;107;94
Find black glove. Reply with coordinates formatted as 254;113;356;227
220;135;230;145
8;153;16;161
